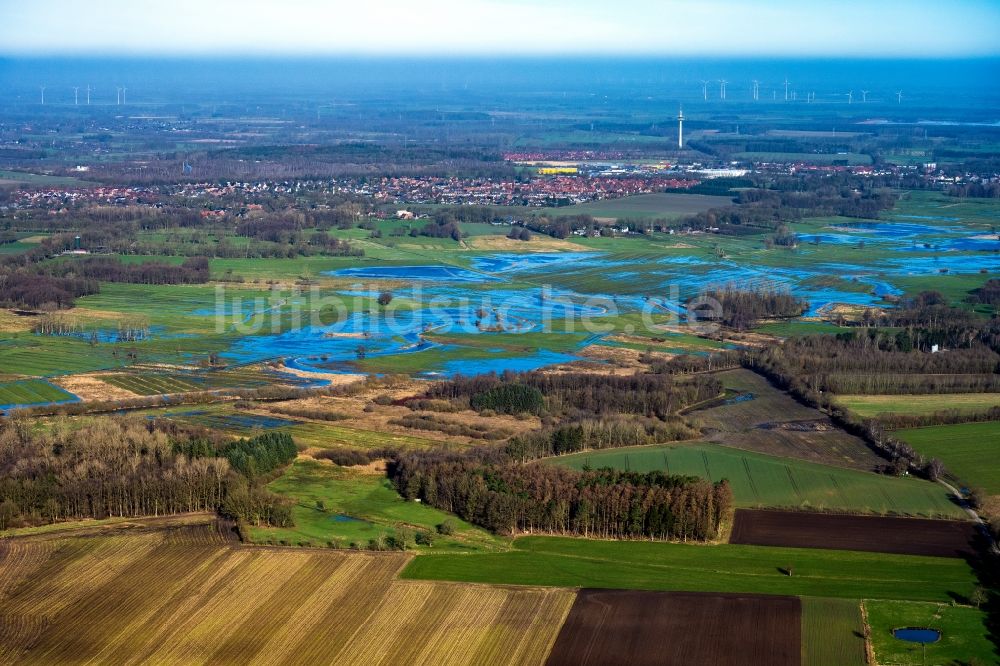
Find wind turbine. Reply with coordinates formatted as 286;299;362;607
719;79;727;100
73;86;79;105
846;91;853;105
752;80;760;101
121;87;127;105
40;86;46;105
783;78;790;101
116;87;122;105
700;80;709;101
86;85;91;105
861;90;869;103
896;90;903;103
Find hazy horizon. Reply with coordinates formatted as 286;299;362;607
2;0;1000;58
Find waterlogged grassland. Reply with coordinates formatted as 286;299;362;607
3;190;997;385
896;190;1000;230
0;336;130;376
546;443;964;518
837;393;1000;418
800;597;867;666
402;536;978;603
896;421;1000;495
252;459;508;552
534;192;733;220
0;379;76;407
866;600;996;666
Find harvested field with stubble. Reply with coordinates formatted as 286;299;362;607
0;526;574;665
730;509;979;558
545;589;800;666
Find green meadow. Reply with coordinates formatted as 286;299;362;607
545;442;964;518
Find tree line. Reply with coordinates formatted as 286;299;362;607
390;450;733;541
0;256;211;310
424;370;721;421
691;284;807;331
0;416;295;531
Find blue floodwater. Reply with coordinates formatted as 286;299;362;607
331;514;365;523
835;221;950;237
469;252;603;274
892;628;941;644
797;233;860;245
326;265;494;282
214;221;998;376
34;325;190;343
884;254;1000;274
896;215;960;222
723;392;755;405
424;349;581;378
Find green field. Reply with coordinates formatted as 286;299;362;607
0;378;76;407
142;402;439;448
866;600;996;665
801;597;867;666
536;192;733;220
402;536;978;602
281;421;438;450
692;369;881;471
0;169;90;186
755;320;848;337
896;421;1000;495
251;459;508;551
837;393;1000;418
546;442;964;518
735;151;873;165
98;366;308;396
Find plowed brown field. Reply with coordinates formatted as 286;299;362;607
729;509;978;557
546;589;800;666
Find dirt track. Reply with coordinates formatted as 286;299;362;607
729;508;979;557
546;589;800;666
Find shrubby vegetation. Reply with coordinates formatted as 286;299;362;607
0;416;296;530
427;370;720;421
0;256;210;310
0;271;98;309
504;417;699;461
691;284;807;331
388;413;512;440
969;279;1000;306
222;431;298;480
391;450;732;541
469;383;544;415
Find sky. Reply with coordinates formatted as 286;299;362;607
1;0;999;58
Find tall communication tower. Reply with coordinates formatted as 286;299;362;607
677;106;684;149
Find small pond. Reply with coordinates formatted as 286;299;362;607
892;627;941;644
331;514;366;523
